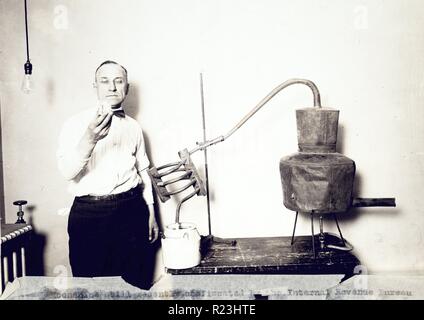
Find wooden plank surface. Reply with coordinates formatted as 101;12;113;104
167;234;360;276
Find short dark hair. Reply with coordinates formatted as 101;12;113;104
95;60;128;81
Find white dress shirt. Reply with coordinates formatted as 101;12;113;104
57;106;154;205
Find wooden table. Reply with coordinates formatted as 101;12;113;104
167;234;360;280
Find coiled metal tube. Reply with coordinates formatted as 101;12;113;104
158;171;192;187
175;188;200;224
166;179;196;196
154;161;184;178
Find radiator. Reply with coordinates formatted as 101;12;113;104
1;224;33;294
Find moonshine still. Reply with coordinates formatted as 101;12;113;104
148;78;396;270
280;99;396;257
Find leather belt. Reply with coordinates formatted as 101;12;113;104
76;186;141;201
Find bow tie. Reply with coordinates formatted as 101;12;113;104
113;110;126;118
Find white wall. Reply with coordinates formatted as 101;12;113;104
0;101;4;223
0;0;423;276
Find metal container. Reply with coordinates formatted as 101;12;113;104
280;107;356;214
161;222;201;269
296;108;339;153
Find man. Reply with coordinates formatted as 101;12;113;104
57;60;159;289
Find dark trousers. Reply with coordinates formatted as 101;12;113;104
67;186;154;289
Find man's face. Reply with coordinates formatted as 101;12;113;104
95;63;129;110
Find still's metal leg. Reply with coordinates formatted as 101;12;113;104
333;213;346;246
311;212;316;258
291;211;299;245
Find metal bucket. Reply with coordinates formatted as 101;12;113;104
161;222;201;269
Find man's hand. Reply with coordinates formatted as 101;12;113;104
86;111;113;143
148;204;159;243
75;111;113;170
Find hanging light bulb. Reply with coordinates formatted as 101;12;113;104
21;61;33;94
21;0;33;94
